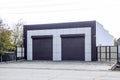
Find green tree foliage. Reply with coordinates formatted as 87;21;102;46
114;38;118;46
0;19;13;54
12;19;24;47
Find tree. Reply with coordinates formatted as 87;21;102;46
0;19;13;61
0;20;13;52
114;38;118;46
12;19;24;47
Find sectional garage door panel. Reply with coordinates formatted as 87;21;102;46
61;35;85;60
32;37;53;60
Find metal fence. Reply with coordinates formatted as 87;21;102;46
97;46;118;61
0;52;16;62
0;46;24;62
15;46;24;60
118;46;120;63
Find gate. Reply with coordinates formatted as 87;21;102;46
15;46;24;60
97;46;118;61
118;46;120;63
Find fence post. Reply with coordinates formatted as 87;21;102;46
96;47;98;61
109;46;111;61
21;45;24;60
0;54;2;62
15;46;17;61
117;45;119;63
105;46;107;61
100;46;101;61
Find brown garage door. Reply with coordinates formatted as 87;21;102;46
61;34;85;61
32;36;53;60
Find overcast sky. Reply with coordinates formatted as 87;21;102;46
0;0;120;39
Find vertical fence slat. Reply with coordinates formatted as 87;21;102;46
109;46;111;61
96;47;98;61
105;46;107;61
15;46;17;61
21;46;24;59
21;45;22;59
117;45;119;63
100;46;101;61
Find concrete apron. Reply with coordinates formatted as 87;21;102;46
0;61;116;71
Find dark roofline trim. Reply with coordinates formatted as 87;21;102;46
24;20;96;26
24;21;96;30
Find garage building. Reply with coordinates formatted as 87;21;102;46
24;21;114;61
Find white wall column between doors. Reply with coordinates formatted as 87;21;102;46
53;35;61;61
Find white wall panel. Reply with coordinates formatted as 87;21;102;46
96;22;114;46
27;27;91;61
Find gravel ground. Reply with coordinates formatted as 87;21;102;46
0;61;115;71
0;61;119;80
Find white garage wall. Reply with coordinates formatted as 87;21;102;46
27;27;91;61
96;22;114;46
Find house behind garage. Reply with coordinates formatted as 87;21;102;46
23;21;114;61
